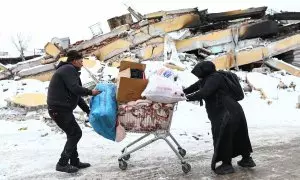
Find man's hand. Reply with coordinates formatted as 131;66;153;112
91;89;101;96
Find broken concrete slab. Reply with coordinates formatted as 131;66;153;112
128;27;153;45
144;8;199;19
0;63;12;80
70;27;129;53
166;8;199;16
8;56;44;74
239;20;279;40
21;70;54;82
150;13;200;34
0;63;6;71
125;5;143;21
211;34;300;70
270;12;300;20
278;22;300;36
44;42;61;58
93;39;132;61
267;34;300;57
266;58;300;77
212;46;267;70
145;11;166;19
6;92;47;109
51;37;70;50
275;47;300;67
17;63;56;77
0;70;12;80
41;57;56;65
107;13;133;30
131;13;200;44
207;6;267;22
208;38;264;54
139;44;164;60
176;29;233;52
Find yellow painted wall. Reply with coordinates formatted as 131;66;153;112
93;39;132;61
152;14;199;33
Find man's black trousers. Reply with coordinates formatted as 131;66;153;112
48;109;82;165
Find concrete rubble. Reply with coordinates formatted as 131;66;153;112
1;5;300;99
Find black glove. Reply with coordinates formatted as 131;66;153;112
186;95;204;106
183;88;188;95
186;95;193;102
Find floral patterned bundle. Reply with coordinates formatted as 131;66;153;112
118;100;175;133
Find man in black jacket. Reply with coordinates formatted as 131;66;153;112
47;50;100;173
184;61;255;175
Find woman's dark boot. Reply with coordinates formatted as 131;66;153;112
237;156;256;167
214;162;234;175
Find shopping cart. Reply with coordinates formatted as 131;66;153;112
117;101;191;173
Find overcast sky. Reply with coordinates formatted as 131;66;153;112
0;0;299;57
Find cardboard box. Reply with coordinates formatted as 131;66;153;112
117;68;131;81
116;61;148;102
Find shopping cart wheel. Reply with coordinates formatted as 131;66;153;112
123;154;130;161
178;148;186;157
118;159;128;170
182;163;191;173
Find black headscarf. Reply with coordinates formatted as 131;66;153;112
191;61;216;79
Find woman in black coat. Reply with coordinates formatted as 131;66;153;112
183;61;256;175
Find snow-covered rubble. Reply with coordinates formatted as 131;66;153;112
247;72;281;99
0;79;49;108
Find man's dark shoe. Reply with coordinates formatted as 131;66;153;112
214;163;234;175
56;163;79;173
70;158;91;169
237;157;256;168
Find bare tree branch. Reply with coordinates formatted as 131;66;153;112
11;33;31;61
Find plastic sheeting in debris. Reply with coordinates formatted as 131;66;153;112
163;35;186;70
167;29;191;40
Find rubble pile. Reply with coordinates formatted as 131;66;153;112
1;6;300;81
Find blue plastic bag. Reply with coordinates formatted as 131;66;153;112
89;83;117;141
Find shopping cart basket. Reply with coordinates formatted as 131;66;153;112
117;101;191;173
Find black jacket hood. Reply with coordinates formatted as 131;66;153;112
56;61;69;69
191;61;216;79
56;61;80;72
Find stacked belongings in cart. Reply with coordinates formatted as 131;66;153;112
116;61;191;173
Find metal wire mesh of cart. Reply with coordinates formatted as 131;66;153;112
117;101;191;173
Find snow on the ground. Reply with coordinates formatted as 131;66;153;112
247;72;280;99
0;79;48;108
1;68;300;179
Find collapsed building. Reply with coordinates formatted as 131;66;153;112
1;6;300;81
